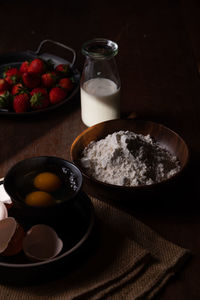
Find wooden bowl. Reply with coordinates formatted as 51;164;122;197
70;119;189;204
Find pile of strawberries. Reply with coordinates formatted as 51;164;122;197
0;58;74;113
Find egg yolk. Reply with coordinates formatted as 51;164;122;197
33;172;62;192
25;191;55;207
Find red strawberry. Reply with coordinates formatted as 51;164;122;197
3;67;21;85
59;77;73;92
28;58;46;75
30;87;48;97
30;87;49;110
13;92;30;113
22;72;40;89
49;87;67;104
55;64;71;77
11;83;24;95
0;91;12;109
0;78;10;92
41;72;57;88
20;61;30;74
3;67;20;78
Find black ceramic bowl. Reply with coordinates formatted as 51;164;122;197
3;156;83;220
0;192;95;285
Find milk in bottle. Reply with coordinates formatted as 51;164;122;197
80;38;121;127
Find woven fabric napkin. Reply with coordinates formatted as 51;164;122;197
0;197;190;300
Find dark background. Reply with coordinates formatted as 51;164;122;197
0;0;200;299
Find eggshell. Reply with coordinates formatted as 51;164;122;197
0;217;25;256
0;184;12;204
0;202;8;221
2;222;25;256
23;224;63;261
0;217;17;254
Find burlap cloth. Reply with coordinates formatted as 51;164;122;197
0;197;190;300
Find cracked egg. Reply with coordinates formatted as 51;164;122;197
23;224;63;261
0;217;25;256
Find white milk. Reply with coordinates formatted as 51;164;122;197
81;78;120;127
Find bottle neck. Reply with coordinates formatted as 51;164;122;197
82;38;118;60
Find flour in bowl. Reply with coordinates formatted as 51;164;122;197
80;131;181;186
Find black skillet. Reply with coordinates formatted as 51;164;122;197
0;190;95;285
0;39;80;115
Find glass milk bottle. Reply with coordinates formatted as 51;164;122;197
80;38;121;127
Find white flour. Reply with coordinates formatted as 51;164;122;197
80;131;181;186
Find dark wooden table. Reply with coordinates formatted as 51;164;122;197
0;0;200;299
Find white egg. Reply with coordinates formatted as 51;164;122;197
0;202;8;221
0;184;12;204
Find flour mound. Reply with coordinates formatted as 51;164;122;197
80;131;181;186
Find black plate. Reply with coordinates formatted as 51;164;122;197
0;192;95;284
0;39;80;116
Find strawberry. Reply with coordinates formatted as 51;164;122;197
58;77;73;92
3;67;20;78
22;72;40;89
41;72;57;88
19;61;30;74
30;87;48;97
13;92;30;113
0;91;12;109
0;78;10;92
55;64;71;77
30;87;49;110
49;87;67;104
11;83;24;95
3;67;21;85
28;58;46;75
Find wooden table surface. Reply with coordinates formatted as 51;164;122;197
0;0;200;299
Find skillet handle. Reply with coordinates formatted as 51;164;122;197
35;39;77;67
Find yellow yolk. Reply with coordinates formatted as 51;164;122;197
33;172;62;192
25;191;55;207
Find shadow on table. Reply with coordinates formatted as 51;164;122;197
0;93;80;166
